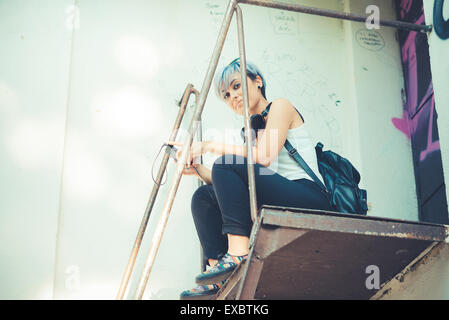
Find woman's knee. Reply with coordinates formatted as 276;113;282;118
213;154;244;167
212;154;246;178
191;185;215;217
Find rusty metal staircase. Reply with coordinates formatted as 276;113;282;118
213;205;448;300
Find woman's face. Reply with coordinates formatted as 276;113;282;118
221;73;263;115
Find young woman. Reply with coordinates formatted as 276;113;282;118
169;58;332;299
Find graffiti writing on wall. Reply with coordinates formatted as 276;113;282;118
393;0;448;224
392;2;440;161
434;0;449;39
418;96;440;161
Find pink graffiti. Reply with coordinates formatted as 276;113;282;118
401;13;425;114
393;82;440;161
419;96;440;162
393;4;440;162
399;0;413;19
392;82;433;140
392;110;411;139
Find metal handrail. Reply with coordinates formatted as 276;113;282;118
239;0;432;33
133;0;240;300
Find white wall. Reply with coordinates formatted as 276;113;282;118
0;0;73;299
0;0;419;299
344;0;418;221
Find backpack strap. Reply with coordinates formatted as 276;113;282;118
284;139;327;193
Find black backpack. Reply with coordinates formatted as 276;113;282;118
285;140;368;215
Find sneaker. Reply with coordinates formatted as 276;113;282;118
195;253;247;285
179;281;225;300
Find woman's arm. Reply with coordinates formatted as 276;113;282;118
194;164;212;184
169;98;297;167
176;162;213;184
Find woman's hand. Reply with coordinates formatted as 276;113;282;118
179;162;212;184
167;140;212;167
179;162;201;177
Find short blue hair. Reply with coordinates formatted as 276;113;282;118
214;58;266;100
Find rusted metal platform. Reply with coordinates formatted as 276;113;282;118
215;205;449;300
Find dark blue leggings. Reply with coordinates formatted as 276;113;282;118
191;154;332;260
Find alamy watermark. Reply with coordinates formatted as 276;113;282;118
65;4;80;30
365;265;380;290
65;265;81;292
365;5;380;30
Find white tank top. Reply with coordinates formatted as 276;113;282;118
267;121;324;184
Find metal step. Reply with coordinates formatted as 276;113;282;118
215;205;448;300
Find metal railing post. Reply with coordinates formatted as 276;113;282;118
133;0;239;300
235;5;258;223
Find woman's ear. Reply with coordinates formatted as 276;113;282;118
255;75;263;90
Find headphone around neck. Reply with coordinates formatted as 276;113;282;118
240;102;272;145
